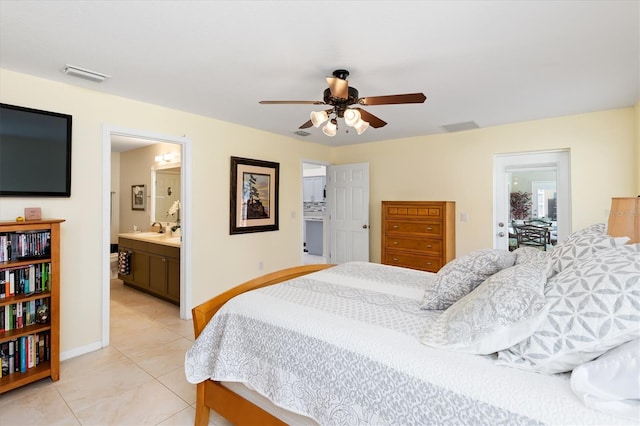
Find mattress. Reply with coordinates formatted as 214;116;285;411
185;262;630;425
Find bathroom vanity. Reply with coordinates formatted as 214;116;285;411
117;233;180;305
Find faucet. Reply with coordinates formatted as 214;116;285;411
151;222;165;233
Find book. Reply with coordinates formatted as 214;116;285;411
8;340;15;374
0;342;8;377
19;336;26;373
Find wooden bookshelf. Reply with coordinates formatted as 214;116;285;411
0;219;64;394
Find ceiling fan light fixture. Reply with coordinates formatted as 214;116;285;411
322;119;337;137
310;110;328;127
343;109;361;127
354;119;369;135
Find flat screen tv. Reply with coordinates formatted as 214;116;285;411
0;103;72;197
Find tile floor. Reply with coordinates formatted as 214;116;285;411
0;279;231;425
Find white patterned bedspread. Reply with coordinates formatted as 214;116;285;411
185;262;629;425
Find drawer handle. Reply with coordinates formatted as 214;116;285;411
425;261;432;265
426;227;433;231
392;257;399;261
393;241;398;245
426;244;432;248
393;225;399;229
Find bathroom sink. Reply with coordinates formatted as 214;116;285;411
136;232;164;237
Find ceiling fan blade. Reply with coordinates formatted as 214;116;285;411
359;93;426;106
326;77;349;99
299;119;313;129
259;100;325;105
354;108;387;128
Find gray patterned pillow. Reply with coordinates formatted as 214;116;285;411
497;244;640;374
549;223;629;273
421;249;515;310
420;260;549;354
513;246;549;265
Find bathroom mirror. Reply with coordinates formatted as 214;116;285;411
150;164;181;225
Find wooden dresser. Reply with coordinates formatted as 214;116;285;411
381;201;455;272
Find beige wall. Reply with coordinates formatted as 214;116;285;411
0;69;331;356
332;108;637;260
0;68;637;358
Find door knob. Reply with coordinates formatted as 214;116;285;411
362;224;369;229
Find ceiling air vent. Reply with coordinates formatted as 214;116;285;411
294;130;311;137
442;121;479;132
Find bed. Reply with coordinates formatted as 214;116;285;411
185;224;639;425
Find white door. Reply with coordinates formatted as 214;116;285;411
327;163;370;263
494;150;571;250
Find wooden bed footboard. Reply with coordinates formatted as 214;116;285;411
191;263;334;426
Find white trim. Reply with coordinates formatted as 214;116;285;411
61;340;103;361
102;125;192;350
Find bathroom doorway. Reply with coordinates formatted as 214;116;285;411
102;125;192;348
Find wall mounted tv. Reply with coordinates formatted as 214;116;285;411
0;103;72;197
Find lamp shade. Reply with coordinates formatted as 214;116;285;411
322;119;337;137
310;110;329;127
344;109;361;127
608;197;639;244
353;119;369;135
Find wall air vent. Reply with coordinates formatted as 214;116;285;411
442;121;479;132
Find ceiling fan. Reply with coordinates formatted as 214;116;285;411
259;69;426;137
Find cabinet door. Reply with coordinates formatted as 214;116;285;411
166;257;180;303
312;176;325;201
131;251;150;288
303;178;314;202
148;254;167;296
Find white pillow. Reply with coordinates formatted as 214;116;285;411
420;260;549;355
421;249;515;310
571;339;640;421
497;244;640;374
549;223;629;273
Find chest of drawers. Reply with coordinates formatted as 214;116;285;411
381;201;455;272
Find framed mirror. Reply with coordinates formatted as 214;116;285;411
150;163;181;226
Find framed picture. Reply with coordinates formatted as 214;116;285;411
131;184;146;211
230;156;279;234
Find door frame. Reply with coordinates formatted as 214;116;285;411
102;125;192;348
493;150;571;250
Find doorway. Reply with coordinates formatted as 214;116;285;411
302;162;328;264
102;125;192;348
494;150;571;251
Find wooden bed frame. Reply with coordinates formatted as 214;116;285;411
191;263;335;426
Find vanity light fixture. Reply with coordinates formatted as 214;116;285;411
63;64;111;82
155;152;179;163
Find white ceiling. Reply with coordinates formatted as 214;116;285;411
1;1;638;149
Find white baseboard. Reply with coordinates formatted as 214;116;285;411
60;341;103;361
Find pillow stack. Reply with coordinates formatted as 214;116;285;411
420;224;637;373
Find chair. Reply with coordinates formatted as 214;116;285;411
513;224;550;250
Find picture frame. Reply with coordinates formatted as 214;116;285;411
230;156;279;234
131;184;146;211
